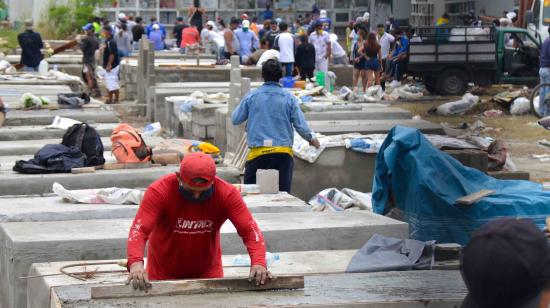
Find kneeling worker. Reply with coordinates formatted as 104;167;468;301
232;59;320;193
126;152;271;290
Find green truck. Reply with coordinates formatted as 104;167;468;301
406;26;541;95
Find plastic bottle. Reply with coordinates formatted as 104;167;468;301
38;60;48;74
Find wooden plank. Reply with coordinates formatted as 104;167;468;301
103;161;152;170
455;189;495;205
91;275;304;299
71;167;96;174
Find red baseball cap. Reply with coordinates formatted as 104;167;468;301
179;152;216;188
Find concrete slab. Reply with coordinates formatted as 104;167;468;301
304;108;412;121
0;84;74;109
0;123;118;141
0;166;241;196
27;250;357;307
5;109;119;126
0;211;408;308
309;120;445;135
0;136;163;156
48;271;465;308
0;193;309;222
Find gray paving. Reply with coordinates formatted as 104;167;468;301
5;109;119;126
0;123;118;141
49;271;465;308
0;211;408;308
0;193;309;222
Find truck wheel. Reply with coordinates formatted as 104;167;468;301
436;69;468;96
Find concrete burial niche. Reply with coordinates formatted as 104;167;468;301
292;147;488;201
5;109;119;126
0;211;408;308
0;192;310;223
308;119;445;136
46;271;465;307
0;123;118;141
27;250;358;307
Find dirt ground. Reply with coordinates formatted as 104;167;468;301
394;95;550;183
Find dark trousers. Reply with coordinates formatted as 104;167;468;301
244;153;294;193
299;67;314;81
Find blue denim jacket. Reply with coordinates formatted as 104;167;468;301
231;82;313;147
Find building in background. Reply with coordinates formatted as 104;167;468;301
410;0;515;27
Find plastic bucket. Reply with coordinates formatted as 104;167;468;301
315;71;325;87
281;76;295;88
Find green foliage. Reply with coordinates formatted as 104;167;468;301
0;28;19;53
0;0;6;10
40;0;102;39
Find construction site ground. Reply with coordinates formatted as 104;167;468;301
395;92;550;183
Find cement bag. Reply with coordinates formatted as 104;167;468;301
341;188;373;211
510;97;530;115
308;188;355;211
436;93;479;115
395;85;423;99
292;133;325;163
52;182;144;205
364;85;383;101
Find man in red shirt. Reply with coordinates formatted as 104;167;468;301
126;152;271;290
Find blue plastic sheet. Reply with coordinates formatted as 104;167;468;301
372;126;550;245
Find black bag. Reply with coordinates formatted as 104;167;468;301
61;123;105;166
57;92;90;108
13;144;86;174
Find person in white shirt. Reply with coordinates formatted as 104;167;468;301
205;21;225;60
329;33;346;65
376;23;395;90
308;21;331;73
274;22;295;77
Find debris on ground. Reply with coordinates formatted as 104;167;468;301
52;182;144;205
539;139;550;148
510;97;531;115
483;109;503;118
533;154;550;162
493;89;527;105
487;140;516;172
539;116;550;130
430;93;479;116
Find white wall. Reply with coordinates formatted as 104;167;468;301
7;0;68;23
393;0;411;20
476;0;514;17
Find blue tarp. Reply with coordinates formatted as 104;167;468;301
372;125;550;245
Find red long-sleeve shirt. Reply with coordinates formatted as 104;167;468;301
127;174;266;280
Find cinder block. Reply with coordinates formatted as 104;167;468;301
214;107;228;152
191;104;226;126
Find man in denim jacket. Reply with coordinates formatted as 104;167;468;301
232;60;320;193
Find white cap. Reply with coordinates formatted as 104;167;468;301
207;21;216;28
506;12;516;20
320;10;327;18
363;12;370;20
242;20;250;28
152;23;160;30
118;13;126;20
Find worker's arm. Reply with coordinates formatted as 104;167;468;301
231;92;251;125
225;189;271;285
126;186;164;290
224;31;234;54
106;41;115;72
37;33;44;49
325;36;331;59
290;97;320;148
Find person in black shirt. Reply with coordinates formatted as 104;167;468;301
265;20;279;49
80;23;101;98
295;35;316;81
17;19;43;72
102;26;120;104
173;17;188;48
132;16;145;50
